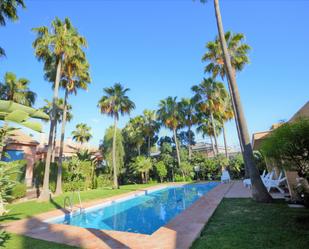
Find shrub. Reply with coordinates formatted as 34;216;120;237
179;161;194;181
96;174;112;188
33;161;59;192
154;161;167;182
1;160;27;182
228;154;245;179
0;164;17;215
10;183;26;200
261;118;309;180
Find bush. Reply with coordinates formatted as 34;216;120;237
96;174;112;188
33;161;59;192
228;154;245;179
154;161;167;182
261;118;309;180
1;160;27;182
10;183;26;200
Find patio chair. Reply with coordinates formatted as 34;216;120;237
243;170;273;188
221;170;231;183
265;171;287;193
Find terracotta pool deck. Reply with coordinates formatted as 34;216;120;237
2;181;249;249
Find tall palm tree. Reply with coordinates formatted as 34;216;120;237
55;53;90;195
72;123;92;145
33;17;86;201
0;72;36;106
202;31;250;171
0;0;25;57
192;78;227;155
98;83;135;189
179;97;198;160
199;0;272;202
157;97;182;173
143;109;160;156
40;98;69;163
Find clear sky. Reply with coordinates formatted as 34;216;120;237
0;0;308;148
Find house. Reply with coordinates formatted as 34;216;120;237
252;101;309;199
191;141;239;158
2;131;101;187
3;129;39;187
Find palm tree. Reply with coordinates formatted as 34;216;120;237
196;113;222;157
0;72;36;106
123;116;145;156
55;52;90;195
192;78;227;155
40;98;67;163
72;123;92;146
157;97;182;174
202;31;250;170
98;83;135;189
143;109;160;156
199;0;272;202
33;17;86;201
130;156;152;184
0;0;25;57
179;97;198;160
218;96;234;158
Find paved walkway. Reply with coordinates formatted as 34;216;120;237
224;180;252;198
2;181;250;249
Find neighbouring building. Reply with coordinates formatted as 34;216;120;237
2;131;101;187
3;130;39;187
191;141;240;158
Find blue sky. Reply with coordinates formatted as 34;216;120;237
0;0;308;148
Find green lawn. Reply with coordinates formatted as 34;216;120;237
0;183;158;249
191;198;309;249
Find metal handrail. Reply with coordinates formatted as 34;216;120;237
63;189;83;212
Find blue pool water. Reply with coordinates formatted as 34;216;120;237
50;182;219;234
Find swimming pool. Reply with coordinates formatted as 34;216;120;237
47;182;219;235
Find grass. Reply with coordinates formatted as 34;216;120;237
191;198;309;249
0;183;158;249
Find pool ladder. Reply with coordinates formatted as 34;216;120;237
64;190;84;213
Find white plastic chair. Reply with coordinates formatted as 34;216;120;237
265;171;286;193
221;170;231;183
243;170;273;188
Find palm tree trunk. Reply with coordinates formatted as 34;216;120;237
39;58;62;201
213;0;272;202
51;122;57;163
209;136;215;157
173;128;181;167
112;117;119;189
222;123;228;159
210;112;219;155
55;88;69;195
188;125;192;161
137;145;141;156
148;136;151;157
228;68;248;177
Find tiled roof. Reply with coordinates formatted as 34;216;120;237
6;129;39;146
